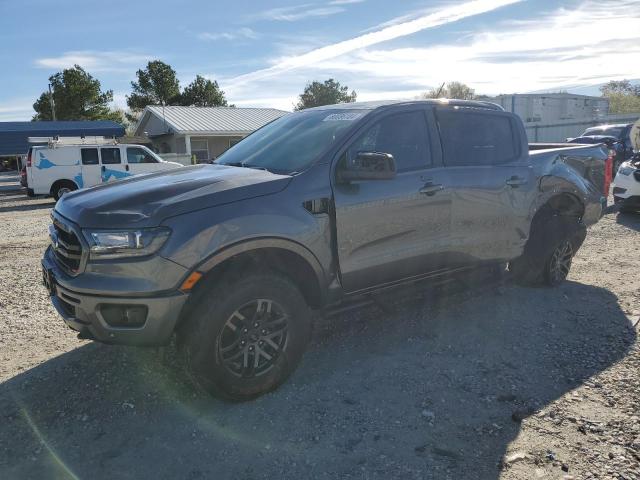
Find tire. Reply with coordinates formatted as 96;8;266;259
177;272;312;401
510;212;586;287
51;180;77;201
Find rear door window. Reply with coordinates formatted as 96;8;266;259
81;148;99;165
101;148;121;164
437;110;518;166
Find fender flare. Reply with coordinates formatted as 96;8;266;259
195;237;326;289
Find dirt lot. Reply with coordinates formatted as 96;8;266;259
1;176;639;479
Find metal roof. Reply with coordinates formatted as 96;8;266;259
0;120;125;156
137;106;288;135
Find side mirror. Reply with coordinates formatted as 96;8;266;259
339;151;397;181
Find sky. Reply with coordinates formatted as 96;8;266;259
0;0;639;121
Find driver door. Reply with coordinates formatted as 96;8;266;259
125;146;161;175
332;108;451;293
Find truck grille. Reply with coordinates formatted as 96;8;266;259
50;219;84;274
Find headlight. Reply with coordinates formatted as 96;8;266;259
618;165;635;176
83;227;170;259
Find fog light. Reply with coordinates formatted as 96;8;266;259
100;304;148;328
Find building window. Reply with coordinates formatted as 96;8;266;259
229;137;243;148
190;139;209;162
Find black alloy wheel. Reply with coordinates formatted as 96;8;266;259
218;299;289;378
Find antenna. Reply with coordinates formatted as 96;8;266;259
161;100;167;133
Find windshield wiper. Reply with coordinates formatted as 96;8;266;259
221;161;245;167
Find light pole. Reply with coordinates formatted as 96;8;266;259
48;83;57;121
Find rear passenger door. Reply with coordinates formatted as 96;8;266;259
100;147;131;183
80;148;101;188
435;108;534;263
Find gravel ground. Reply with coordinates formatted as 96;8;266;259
0;177;639;479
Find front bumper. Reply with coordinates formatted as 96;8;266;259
43;247;188;346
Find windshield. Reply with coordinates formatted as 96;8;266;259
215;109;367;174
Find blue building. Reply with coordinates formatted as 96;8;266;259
0;121;125;159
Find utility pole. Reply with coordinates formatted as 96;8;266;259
48;83;57;121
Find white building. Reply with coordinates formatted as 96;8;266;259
489;93;609;123
134;106;288;164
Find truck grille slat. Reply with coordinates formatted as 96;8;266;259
51;219;84;274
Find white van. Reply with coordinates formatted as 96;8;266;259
25;139;182;199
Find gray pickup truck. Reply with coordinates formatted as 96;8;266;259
43;99;610;400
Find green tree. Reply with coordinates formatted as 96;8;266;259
32;65;122;122
423;81;476;100
127;60;181;112
600;80;640;114
180;75;228;107
294;79;357;110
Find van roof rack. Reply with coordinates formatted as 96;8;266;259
28;136;118;147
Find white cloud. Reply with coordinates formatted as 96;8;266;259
0;99;35;121
329;0;365;4
198;27;259;41
308;0;640;95
249;4;345;22
227;0;521;88
34;50;152;72
223;0;640;109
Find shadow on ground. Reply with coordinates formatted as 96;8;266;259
0;277;635;479
616;210;640;231
0;192;54;213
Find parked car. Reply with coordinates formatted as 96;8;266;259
42;99;610;400
25;139;182;200
579;123;634;162
612;153;640;213
19;166;28;188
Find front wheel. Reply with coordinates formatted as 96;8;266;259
177;272;312;401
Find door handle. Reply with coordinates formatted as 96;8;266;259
125;165;129;171
101;165;105;172
419;182;444;196
505;176;527;187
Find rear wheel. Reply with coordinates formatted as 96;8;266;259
51;180;77;201
544;240;574;286
510;211;585;287
177;272;312;401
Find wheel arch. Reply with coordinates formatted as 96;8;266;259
183;238;328;313
540;191;585;219
50;178;79;197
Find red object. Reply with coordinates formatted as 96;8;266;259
603;149;613;195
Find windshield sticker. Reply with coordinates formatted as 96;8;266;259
322;112;364;122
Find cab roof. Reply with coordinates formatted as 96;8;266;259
303;99;504;112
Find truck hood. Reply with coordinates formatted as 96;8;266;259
55;164;292;228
